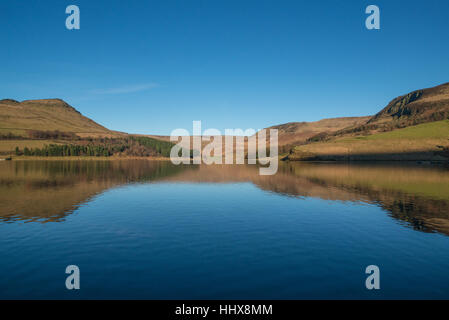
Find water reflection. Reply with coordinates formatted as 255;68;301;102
1;160;449;236
0;160;185;223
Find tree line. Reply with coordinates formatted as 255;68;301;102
16;144;112;157
14;136;177;158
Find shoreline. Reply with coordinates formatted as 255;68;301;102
281;159;449;167
2;156;172;161
3;156;448;168
283;153;449;163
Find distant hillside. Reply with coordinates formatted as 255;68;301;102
0;98;116;137
267;116;371;150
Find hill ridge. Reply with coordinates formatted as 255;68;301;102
0;98;113;137
369;82;449;125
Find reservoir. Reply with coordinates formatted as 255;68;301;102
0;160;448;299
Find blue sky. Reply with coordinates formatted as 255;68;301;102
1;0;448;135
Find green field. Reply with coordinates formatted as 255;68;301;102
356;119;449;140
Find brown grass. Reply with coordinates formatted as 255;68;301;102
0;98;119;137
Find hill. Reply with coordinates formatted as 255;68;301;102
0;99;175;158
3;81;449;161
305;82;449;142
369;82;449;126
265;116;371;154
285;81;449;161
0;98;116;137
287;119;449;161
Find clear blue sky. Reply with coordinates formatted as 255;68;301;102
1;0;448;135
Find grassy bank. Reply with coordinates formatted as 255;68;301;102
5;156;171;161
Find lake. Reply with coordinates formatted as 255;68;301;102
0;160;449;299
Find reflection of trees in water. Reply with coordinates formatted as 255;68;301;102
302;175;449;234
1;160;449;236
0;160;188;223
10;160;186;184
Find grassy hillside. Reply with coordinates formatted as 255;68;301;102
0;99;116;137
0;98;177;158
363;119;449;140
267;116;370;148
305;82;449;143
284;82;449;161
287;120;449;161
262;116;371;155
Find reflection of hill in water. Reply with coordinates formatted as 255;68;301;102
162;163;449;236
0;160;185;222
1;160;449;236
277;164;449;235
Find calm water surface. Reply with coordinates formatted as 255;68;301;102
1;160;449;299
